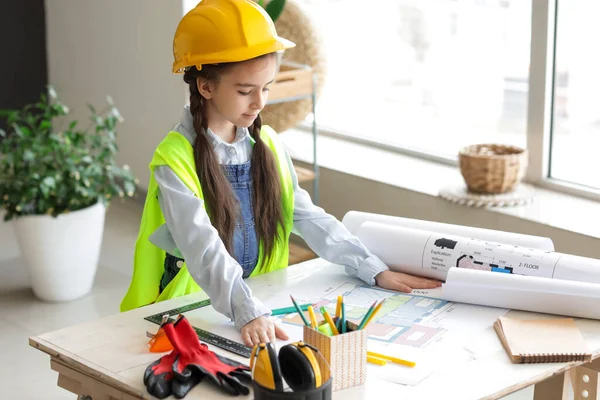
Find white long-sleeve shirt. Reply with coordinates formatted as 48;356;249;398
149;106;389;329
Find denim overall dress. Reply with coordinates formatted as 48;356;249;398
160;161;259;292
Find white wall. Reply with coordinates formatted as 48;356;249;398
45;0;188;190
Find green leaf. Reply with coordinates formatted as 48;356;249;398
258;0;264;7
265;0;286;22
40;185;49;198
12;124;24;137
47;85;57;99
40;120;51;131
124;180;136;197
0;109;17;118
42;176;56;191
23;150;35;161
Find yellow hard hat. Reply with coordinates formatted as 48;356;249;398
172;0;296;73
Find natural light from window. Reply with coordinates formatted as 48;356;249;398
303;0;531;159
549;1;600;190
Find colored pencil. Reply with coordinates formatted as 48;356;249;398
271;304;311;316
357;300;378;330
335;295;343;318
320;306;339;335
363;299;385;328
367;351;416;368
307;305;318;329
290;295;311;327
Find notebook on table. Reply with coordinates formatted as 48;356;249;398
494;316;592;364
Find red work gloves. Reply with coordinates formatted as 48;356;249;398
144;343;178;399
143;316;251;399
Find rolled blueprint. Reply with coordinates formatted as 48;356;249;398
355;221;600;284
442;268;600;320
342;211;555;251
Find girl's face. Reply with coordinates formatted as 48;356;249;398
199;55;277;133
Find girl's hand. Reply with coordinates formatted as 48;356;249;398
240;316;289;347
375;270;442;293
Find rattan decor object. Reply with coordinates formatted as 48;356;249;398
261;0;326;133
458;144;528;194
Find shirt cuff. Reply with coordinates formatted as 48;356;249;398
232;296;271;330
353;255;389;286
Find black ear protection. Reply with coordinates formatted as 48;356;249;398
250;341;323;392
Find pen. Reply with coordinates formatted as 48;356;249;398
307;305;318;329
320;306;339;335
336;295;343;318
367;351;416;368
357;301;378;330
290;295;311;327
367;355;387;366
363;299;385;329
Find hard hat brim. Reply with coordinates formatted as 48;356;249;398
173;37;296;74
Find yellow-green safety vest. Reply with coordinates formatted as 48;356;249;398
120;125;294;312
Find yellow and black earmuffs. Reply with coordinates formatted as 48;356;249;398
250;341;323;393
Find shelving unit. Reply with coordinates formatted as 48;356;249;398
267;60;319;264
267;60;319;203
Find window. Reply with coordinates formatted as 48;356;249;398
549;1;600;190
300;0;600;196
303;0;531;160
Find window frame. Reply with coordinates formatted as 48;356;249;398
528;0;600;201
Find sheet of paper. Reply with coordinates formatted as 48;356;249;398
265;276;508;386
443;268;600;320
342;210;555;251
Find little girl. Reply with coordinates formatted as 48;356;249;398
121;0;440;347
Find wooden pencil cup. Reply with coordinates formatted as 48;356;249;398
303;321;367;391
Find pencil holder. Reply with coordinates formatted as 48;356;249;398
303;321;367;391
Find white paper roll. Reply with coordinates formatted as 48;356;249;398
554;253;600;284
342;211;555;251
443;268;600;320
355;222;446;280
356;221;600;285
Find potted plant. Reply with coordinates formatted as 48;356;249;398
0;86;137;302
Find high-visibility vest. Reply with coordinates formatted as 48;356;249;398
120;125;294;312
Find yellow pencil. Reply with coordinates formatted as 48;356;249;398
367;351;416;368
363;299;386;328
367;355;387;366
320;306;339;335
307;305;318;329
335;295;343;318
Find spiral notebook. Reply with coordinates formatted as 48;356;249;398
494;316;592;364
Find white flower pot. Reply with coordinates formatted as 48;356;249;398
12;202;106;302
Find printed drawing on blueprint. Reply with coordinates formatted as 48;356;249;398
275;283;454;348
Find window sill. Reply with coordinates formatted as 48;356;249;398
280;128;600;241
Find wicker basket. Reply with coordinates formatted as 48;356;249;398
458;144;528;194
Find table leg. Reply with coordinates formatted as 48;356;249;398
571;362;599;400
533;372;570;400
51;359;140;400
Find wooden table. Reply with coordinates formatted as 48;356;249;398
30;259;600;400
